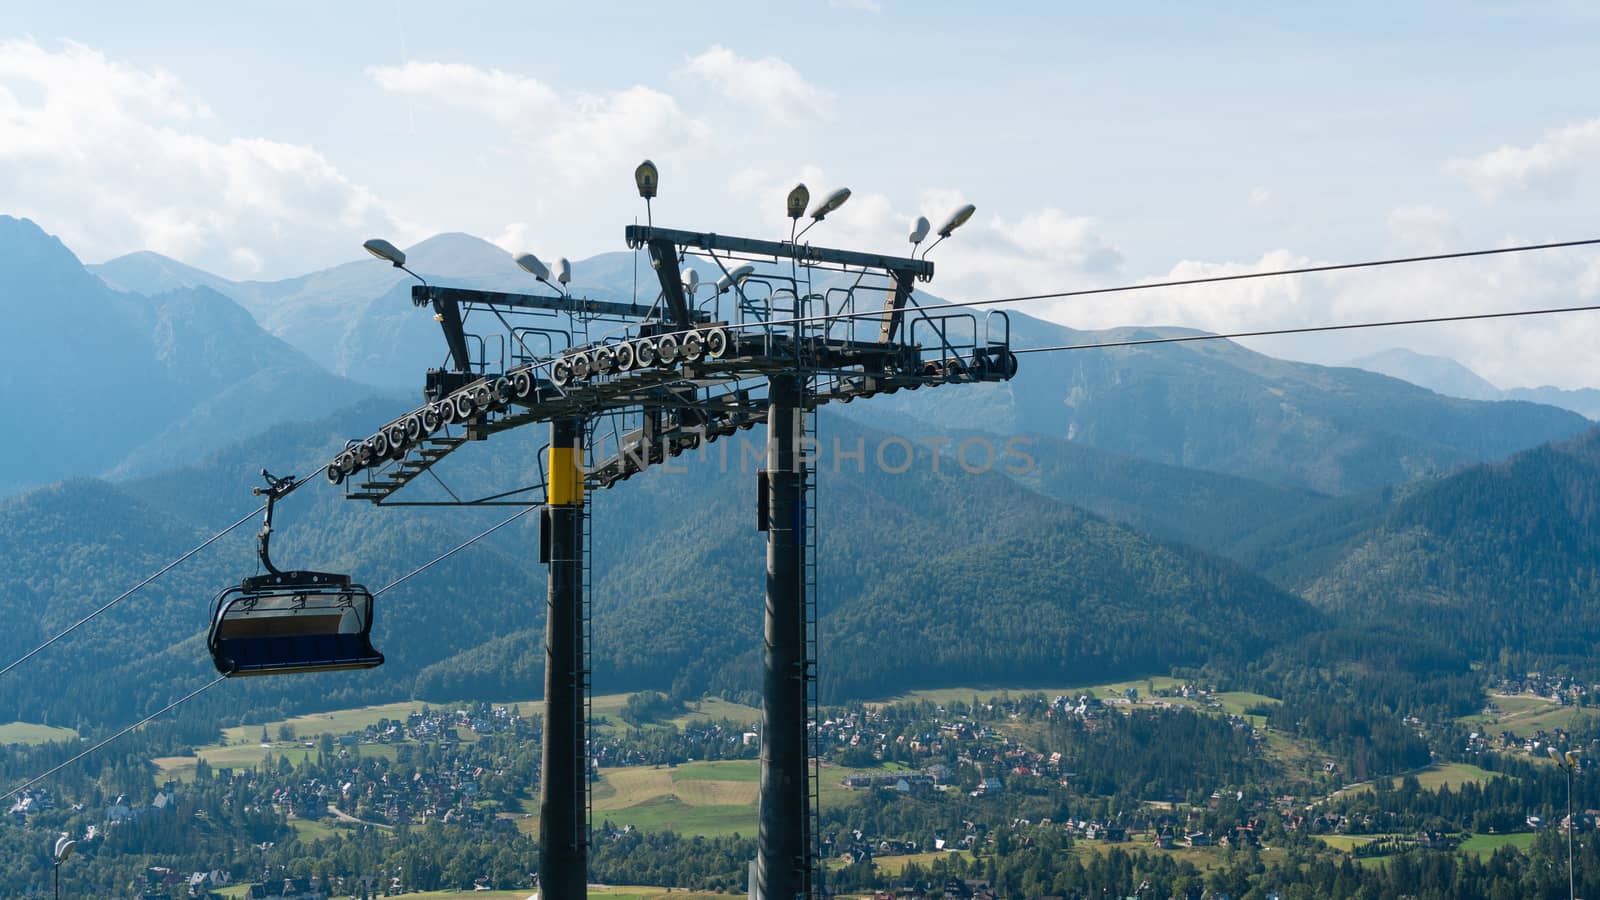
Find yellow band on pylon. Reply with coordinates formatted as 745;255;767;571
548;446;584;506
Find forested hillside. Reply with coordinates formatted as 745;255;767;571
1289;426;1600;674
0;398;1322;725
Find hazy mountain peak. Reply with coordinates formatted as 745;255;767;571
0;215;104;296
91;249;237;297
1344;347;1503;402
403;232;521;278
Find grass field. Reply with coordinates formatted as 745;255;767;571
594;761;761;837
1335;763;1501;798
1409;763;1500;791
1213;691;1279;712
669;696;762;728
1319;833;1404;852
1214;691;1280;719
875;677;1189;707
589;758;885;838
1459;831;1538;857
1318;831;1538;860
588;883;736;890
589;693;762;739
859;850;959;875
288;816;345;842
1074;837;1282;872
1459;694;1600;738
220;697;541;745
0;721;77;745
218;876;733;897
155;741;401;781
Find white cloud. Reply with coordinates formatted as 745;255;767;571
1386;204;1460;251
0;38;410;279
1576;257;1600;302
1024;238;1600;391
490;221;535;255
683;45;834;122
989;209;1123;272
547;86;709;183
1445;119;1600;200
727;167;771;200
367;61;558;125
368;61;709;184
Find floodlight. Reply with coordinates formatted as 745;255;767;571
556;257;572;286
909;216;931;246
515;253;551;281
716;264;755;294
809;187;851;221
635;159;659;199
362;238;406;267
920;203;979;259
936;203;976;238
786;184;810;219
683;268;700;298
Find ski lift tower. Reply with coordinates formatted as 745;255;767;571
330;166;1015;900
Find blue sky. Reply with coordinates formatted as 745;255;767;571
4;1;1600;387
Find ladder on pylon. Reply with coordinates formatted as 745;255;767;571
800;397;822;899
579;417;596;862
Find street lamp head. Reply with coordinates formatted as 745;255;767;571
635;159;659;199
786;183;810;220
1567;750;1580;769
515;253;550;281
936;203;977;239
715;263;755;294
1550;746;1566;766
53;835;75;864
362;238;406;268
682;268;700;298
809;187;851;221
909;216;931;246
556;257;572;286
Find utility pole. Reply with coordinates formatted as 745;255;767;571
758;374;809;900
541;417;586;900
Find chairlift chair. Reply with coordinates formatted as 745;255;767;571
207;470;384;677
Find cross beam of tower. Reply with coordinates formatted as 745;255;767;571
327;204;1014;898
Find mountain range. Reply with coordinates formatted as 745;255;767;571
0;216;380;496
1348;346;1600;420
45;219;1597;497
4;217;1600;730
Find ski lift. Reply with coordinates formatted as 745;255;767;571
208;471;384;677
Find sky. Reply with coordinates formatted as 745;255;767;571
3;1;1600;388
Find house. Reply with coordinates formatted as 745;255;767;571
1416;830;1454;849
244;877;326;899
1185;831;1211;847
